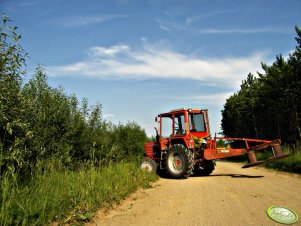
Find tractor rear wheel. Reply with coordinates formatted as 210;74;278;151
166;144;193;179
140;158;157;173
193;160;215;176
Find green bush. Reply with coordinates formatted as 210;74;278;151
0;16;149;176
264;150;301;173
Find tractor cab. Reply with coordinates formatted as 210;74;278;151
155;108;210;150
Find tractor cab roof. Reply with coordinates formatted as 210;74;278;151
158;108;207;117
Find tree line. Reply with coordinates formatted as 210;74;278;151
0;16;148;177
221;27;301;146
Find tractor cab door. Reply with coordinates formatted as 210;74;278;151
173;113;186;136
188;110;210;138
157;112;187;150
157;114;172;150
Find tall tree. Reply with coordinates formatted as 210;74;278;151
0;16;28;172
222;27;301;145
287;26;301;142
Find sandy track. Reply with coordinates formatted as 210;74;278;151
88;162;301;226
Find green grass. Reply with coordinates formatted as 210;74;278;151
257;149;301;174
0;161;158;225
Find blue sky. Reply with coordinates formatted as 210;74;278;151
1;0;300;136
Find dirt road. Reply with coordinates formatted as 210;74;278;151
88;162;301;226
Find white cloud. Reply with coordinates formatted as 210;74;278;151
157;19;290;34
145;92;233;107
169;92;233;105
88;45;130;57
185;10;226;26
103;113;116;119
52;15;127;27
47;41;266;87
198;27;290;34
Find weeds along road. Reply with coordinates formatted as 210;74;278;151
88;162;301;226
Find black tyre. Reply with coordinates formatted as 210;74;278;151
140;158;157;173
166;144;193;179
193;160;215;176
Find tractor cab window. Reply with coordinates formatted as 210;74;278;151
161;116;172;138
189;113;206;132
174;113;186;135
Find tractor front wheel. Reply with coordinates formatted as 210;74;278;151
140;158;157;173
166;144;193;179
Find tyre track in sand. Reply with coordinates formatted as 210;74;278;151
87;161;301;226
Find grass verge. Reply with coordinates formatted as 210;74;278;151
0;161;158;225
257;149;301;174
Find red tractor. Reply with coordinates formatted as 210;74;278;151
141;108;290;178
